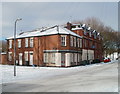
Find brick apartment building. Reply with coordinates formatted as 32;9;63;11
66;22;103;63
6;25;83;67
6;23;103;67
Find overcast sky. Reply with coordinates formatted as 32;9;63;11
1;2;118;40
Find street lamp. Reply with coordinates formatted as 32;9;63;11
14;18;22;76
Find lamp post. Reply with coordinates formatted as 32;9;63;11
14;18;22;76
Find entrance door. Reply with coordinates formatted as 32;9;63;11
29;52;33;65
61;53;65;67
19;53;23;65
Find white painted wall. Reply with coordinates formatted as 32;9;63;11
55;53;61;66
65;53;71;66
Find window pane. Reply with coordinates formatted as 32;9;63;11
9;40;12;48
25;38;28;47
61;35;66;46
30;38;33;47
18;39;21;48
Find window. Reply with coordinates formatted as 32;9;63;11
9;40;12;48
61;35;66;46
70;36;73;47
30;37;33;47
80;39;82;48
24;51;28;61
84;30;87;35
25;38;28;47
8;52;12;61
94;34;97;39
74;37;76;47
18;39;21;48
84;39;88;48
51;53;55;63
77;38;80;47
75;53;77;64
89;32;92;37
90;41;93;48
44;53;48;63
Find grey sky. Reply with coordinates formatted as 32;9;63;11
2;2;118;40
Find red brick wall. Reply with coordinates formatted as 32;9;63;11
0;54;7;65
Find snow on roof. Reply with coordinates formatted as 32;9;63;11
6;26;82;39
71;27;83;30
87;27;91;30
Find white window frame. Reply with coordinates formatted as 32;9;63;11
25;38;28;47
77;38;80;47
30;37;34;47
9;40;12;48
24;51;28;61
61;35;66;46
80;38;82;48
8;52;12;61
89;32;92;37
44;53;48;63
51;53;55;63
18;39;21;48
74;37;76;47
70;36;73;47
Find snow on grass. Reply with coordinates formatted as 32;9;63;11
1;60;118;84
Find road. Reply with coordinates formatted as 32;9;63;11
2;61;118;92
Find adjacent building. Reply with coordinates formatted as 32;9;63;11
65;22;103;63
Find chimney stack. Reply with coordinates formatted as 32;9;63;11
66;22;72;30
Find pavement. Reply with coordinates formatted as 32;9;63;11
2;61;118;92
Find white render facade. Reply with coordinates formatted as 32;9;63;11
43;50;82;67
82;49;94;63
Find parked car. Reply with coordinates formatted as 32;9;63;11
103;58;111;63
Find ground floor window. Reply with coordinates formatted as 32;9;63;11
8;52;12;61
44;53;55;63
24;51;28;61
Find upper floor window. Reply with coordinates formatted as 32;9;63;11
84;30;87;35
89;32;92;37
18;39;21;48
74;37;76;47
61;35;66;46
70;36;73;47
84;39;87;48
9;40;12;48
80;39;82;48
94;34;97;39
30;37;34;47
25;38;28;47
77;38;80;47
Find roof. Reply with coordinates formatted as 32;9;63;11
6;26;82;39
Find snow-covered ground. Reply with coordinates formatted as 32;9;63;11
1;60;116;84
1;60;118;92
